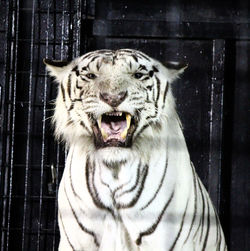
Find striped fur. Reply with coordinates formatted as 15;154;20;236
44;49;227;251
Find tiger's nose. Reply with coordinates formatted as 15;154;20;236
100;91;127;107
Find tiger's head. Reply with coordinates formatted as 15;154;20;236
44;49;186;152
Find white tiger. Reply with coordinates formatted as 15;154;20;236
44;49;227;251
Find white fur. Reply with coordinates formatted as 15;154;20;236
45;49;227;251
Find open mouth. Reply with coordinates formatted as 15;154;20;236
93;111;136;148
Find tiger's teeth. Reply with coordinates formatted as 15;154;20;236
106;112;123;116
97;116;108;140
126;113;131;128
97;116;102;128
101;128;108;140
121;114;132;139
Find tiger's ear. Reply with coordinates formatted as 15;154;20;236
43;58;72;83
164;61;188;82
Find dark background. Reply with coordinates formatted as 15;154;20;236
0;0;249;250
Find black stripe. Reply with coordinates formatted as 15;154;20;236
102;159;127;169
68;103;74;111
216;218;223;251
169;200;189;251
79;89;85;98
116;162;141;197
64;182;100;247
136;190;174;245
136;52;151;61
76;79;82;89
80;76;90;82
152;65;159;72
96;60;101;71
192;179;205;241
138;64;147;71
140;155;168;210
67;74;72;100
119;49;134;53
211;203;220;245
72;98;82;102
81;52;95;61
201;194;210;251
85;62;91;71
152;85;155;101
61;84;66;102
116;164;148;209
66;119;74;127
162;81;169;109
67;150;100;248
90;55;100;63
146;89;149;101
80;121;91;134
129;96;144;101
85;156;115;217
112;177;133;198
184;162;198;244
58;210;76;250
198;179;206;242
135;121;153;139
69;149;84;202
101;160;133;196
131;54;138;62
72;65;79;76
112;55;117;65
145;76;160;120
155;76;161;103
97;49;114;54
142;76;150;81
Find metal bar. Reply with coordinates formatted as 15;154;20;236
21;0;36;250
36;0;51;249
0;1;8;216
60;0;65;60
3;0;20;250
75;0;82;57
81;0;88;54
0;1;9;249
208;39;225;212
51;0;67;248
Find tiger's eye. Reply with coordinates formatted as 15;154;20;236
133;72;144;79
86;73;97;79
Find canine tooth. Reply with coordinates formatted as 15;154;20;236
126;114;131;128
97;116;102;128
121;114;132;139
101;128;108;140
121;129;128;139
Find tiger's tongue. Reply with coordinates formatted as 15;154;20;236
101;120;127;142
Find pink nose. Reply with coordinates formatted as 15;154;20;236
100;91;127;107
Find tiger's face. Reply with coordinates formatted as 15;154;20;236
44;49;186;150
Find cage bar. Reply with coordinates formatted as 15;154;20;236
0;0;85;250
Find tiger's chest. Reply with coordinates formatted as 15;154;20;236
60;145;179;250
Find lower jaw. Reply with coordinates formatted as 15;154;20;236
92;129;133;149
93;137;133;149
